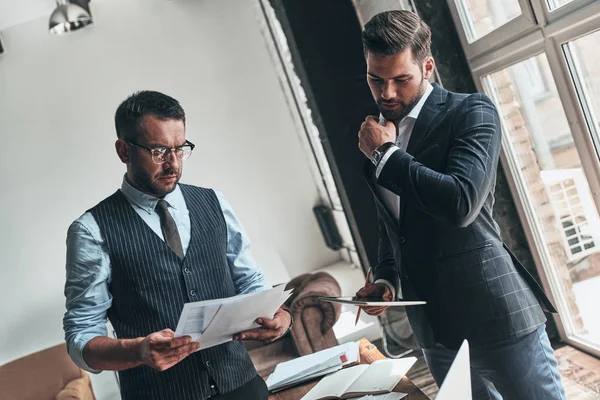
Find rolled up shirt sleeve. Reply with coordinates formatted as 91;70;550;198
63;213;112;373
216;192;271;295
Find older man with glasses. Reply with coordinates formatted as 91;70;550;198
63;90;291;400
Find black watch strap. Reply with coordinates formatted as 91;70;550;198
371;142;395;166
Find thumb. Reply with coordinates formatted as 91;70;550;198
356;283;380;297
160;329;176;338
385;120;394;129
366;115;379;123
149;331;175;347
257;316;279;329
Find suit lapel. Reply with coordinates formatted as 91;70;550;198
399;83;449;228
405;83;448;155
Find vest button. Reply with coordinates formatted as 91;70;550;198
190;289;196;296
399;236;406;244
183;267;190;274
205;360;211;367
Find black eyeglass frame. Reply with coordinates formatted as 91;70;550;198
125;140;195;164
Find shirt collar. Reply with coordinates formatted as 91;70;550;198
379;80;434;126
405;80;434;121
120;176;186;214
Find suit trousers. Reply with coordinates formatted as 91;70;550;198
423;325;566;400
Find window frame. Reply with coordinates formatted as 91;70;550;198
450;0;600;357
536;0;598;24
446;0;538;60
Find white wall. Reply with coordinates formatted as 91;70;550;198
0;0;340;373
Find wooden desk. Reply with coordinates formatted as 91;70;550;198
268;375;430;399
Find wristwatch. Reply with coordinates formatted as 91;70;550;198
371;142;395;166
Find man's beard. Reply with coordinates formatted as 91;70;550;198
378;77;426;122
132;167;181;197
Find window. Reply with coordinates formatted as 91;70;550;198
453;0;600;355
454;0;523;42
522;58;551;100
547;0;574;11
542;169;600;261
480;44;600;352
564;29;600;149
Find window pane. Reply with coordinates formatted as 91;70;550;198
565;29;600;150
546;0;574;11
454;0;522;42
484;53;600;346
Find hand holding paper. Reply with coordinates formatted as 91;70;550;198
233;307;292;342
174;285;292;349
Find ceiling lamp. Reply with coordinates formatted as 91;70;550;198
49;0;93;35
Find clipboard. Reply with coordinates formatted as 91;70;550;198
318;296;426;306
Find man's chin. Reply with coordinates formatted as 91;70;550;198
379;108;404;122
152;180;179;196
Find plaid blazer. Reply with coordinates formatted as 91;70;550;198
364;83;557;350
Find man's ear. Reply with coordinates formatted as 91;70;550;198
423;56;435;80
116;139;130;163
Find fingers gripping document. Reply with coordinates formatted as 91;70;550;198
175;285;292;349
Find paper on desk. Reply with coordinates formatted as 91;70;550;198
356;393;407;400
175;285;292;348
267;355;344;391
267;341;360;390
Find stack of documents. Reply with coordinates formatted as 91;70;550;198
266;341;361;392
174;285;292;349
300;357;417;400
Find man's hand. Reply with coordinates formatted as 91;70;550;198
232;308;292;343
138;329;200;371
358;116;395;158
355;282;393;317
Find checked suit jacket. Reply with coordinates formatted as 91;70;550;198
364;83;557;350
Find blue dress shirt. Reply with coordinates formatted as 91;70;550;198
63;178;271;372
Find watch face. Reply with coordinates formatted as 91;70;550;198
371;150;381;165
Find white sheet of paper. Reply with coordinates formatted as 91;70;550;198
175;303;221;342
174;285;292;349
436;340;472;400
267;341;360;389
345;357;417;394
301;364;370;400
267;357;344;390
355;393;407;400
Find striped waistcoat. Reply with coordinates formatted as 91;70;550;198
90;184;257;400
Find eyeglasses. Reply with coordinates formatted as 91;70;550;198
126;140;195;164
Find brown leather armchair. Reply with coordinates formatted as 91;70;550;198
0;343;95;400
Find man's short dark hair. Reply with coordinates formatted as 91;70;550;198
115;90;186;141
362;10;432;64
